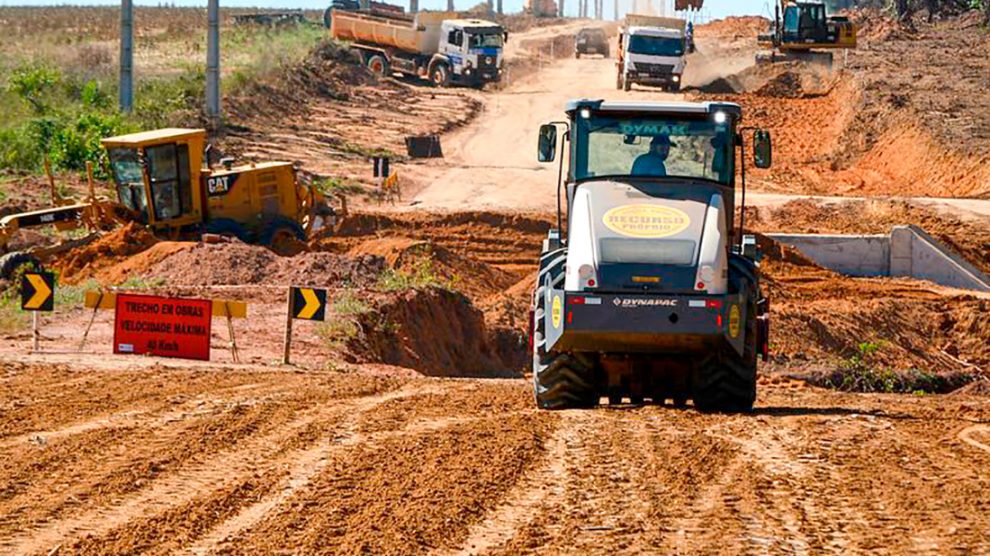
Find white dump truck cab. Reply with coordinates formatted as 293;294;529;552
617;16;688;92
437;19;506;86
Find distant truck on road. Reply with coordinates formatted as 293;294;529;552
330;10;506;89
616;14;688;92
575;27;610;58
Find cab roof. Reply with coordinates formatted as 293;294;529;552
565;99;742;117
101;128;206;147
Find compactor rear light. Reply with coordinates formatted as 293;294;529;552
578;264;597;289
706;299;722;309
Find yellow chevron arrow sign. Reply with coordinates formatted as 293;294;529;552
21;272;55;312
290;287;327;321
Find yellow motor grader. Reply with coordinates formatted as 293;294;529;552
0;128;336;279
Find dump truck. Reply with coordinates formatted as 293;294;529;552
616;14;688;92
330;9;506;88
0;128;335;279
531;99;773;411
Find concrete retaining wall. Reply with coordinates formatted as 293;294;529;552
767;226;990;292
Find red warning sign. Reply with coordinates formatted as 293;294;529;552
113;293;212;361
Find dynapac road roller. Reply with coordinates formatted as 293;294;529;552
531;100;772;412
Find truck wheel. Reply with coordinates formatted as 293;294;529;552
0;251;41;282
429;63;450;87
623;77;632;92
575;51;581;59
603;47;610;58
693;293;758;413
366;54;389;77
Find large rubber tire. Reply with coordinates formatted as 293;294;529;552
693;291;758;413
623;77;632;91
258;216;306;247
366;54;389;77
429;62;450;88
0;251;41;282
532;254;599;410
575;51;581;59
205;218;252;243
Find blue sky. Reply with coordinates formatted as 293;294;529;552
0;0;774;20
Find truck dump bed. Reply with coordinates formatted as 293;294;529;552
623;13;687;31
330;9;452;55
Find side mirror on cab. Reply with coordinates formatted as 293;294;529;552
753;129;772;169
504;31;509;43
538;124;557;163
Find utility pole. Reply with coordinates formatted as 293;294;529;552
119;0;133;112
410;0;418;13
497;0;502;14
447;0;454;11
206;0;220;130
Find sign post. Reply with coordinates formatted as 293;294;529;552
21;271;55;352
283;286;327;365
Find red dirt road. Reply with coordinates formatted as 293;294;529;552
1;365;989;555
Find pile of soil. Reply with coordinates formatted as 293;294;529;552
347;237;517;301
328;210;552;273
346;287;517;377
54;223;159;284
695;15;769;40
226;40;368;124
135;242;385;288
848;8;919;42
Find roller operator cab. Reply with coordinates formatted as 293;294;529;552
532;100;773;412
102;128;324;248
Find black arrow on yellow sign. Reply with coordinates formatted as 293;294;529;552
21;271;55;312
290;286;327;321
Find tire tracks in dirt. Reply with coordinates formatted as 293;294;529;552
1;380;428;555
959;424;990;455
184;381;449;556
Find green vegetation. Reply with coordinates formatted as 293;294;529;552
0;14;325;178
312;176;364;197
315;290;371;350
820;341;974;394
377;259;452;292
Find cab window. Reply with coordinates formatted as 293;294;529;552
447;29;463;47
145;143;191;221
108;147;149;223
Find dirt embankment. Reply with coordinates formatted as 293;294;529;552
221;40;482;195
747;200;990;380
688;11;990;199
45;210;550;376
